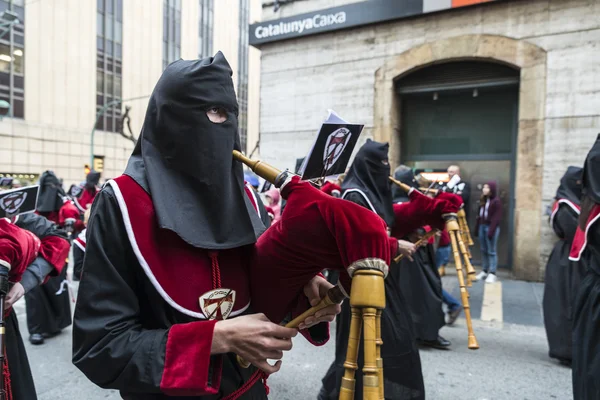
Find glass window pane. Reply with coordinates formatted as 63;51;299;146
115;43;122;59
114;76;121;96
116;0;122;21
97;13;104;36
97;0;104;12
106;0;113;14
97;36;104;51
13;34;24;46
115;21;122;43
106;17;113;40
96;94;104;106
106;40;113;54
175;20;180;46
0;43;10;73
106;74;113;94
0;2;8;14
13;74;23;88
13;47;23;74
14;5;24;22
0;72;8;86
13;98;24;119
163;3;168;41
97;70;103;92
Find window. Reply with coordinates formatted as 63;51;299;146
237;0;250;151
96;0;122;132
198;0;213;59
163;0;181;70
0;0;25;118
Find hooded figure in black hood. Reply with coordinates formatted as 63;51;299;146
36;171;64;214
73;53;336;400
341;139;395;227
571;134;600;399
543;166;585;365
123;55;265;249
320;140;425;400
392;165;418;204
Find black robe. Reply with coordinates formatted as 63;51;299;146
72;186;267;400
572;214;600;399
398;243;445;342
543;204;585;363
16;214;72;336
6;306;38;400
318;191;425;400
24;266;71;336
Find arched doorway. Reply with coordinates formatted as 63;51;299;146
373;34;547;280
396;60;519;268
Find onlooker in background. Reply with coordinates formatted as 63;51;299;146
264;187;282;223
435;228;463;324
475;182;503;283
440;165;471;216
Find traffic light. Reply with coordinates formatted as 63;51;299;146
93;156;104;173
84;164;91;175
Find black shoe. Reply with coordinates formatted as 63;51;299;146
29;333;44;345
418;336;451;349
41;330;61;339
446;306;463;325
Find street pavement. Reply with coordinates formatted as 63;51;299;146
14;268;572;400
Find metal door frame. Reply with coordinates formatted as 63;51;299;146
400;85;519;269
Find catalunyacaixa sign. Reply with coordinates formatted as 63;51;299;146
250;0;505;46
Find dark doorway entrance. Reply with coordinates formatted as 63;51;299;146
396;61;519;268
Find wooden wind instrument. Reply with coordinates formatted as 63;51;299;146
234;151;389;398
389;176;479;350
393;229;439;263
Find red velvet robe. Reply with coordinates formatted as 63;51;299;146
73;175;331;399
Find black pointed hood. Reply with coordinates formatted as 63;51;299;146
582;134;600;204
36;170;65;213
124;52;264;250
392;165;417;203
341;139;394;226
555;166;583;206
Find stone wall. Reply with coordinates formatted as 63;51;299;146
258;0;600;280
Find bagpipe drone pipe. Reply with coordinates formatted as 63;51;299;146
234;151;396;400
389;177;479;350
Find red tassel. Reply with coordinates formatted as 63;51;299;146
209;251;222;290
222;369;264;400
3;347;13;400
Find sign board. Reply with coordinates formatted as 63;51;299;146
0;185;39;218
250;0;506;46
298;110;363;180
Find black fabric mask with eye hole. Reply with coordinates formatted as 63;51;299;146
124;52;265;250
341;139;395;227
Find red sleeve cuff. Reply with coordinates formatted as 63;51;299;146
302;321;330;346
160;320;220;397
388;237;398;261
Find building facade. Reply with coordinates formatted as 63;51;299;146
0;0;261;188
253;0;600;280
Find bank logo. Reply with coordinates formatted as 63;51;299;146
254;11;346;39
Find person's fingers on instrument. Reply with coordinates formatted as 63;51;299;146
4;282;24;310
217;313;297;374
254;359;282;375
303;275;333;307
298;303;341;330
